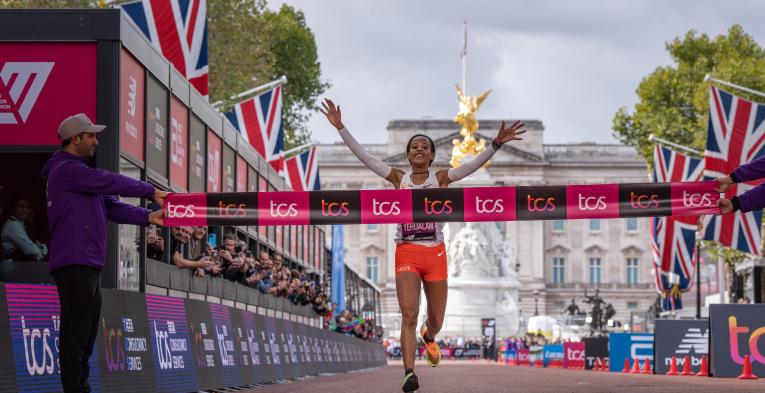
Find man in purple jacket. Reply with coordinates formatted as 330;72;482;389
42;113;166;393
716;154;765;214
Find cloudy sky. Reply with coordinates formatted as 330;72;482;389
270;0;765;145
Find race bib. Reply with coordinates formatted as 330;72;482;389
400;222;437;241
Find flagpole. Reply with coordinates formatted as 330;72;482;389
705;74;765;100
649;134;707;316
648;134;701;156
281;142;318;159
212;75;288;109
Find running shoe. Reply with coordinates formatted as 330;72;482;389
402;370;419;392
420;324;441;367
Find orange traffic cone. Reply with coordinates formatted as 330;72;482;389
622;357;631;373
602;358;610;372
631;357;641;373
642;358;652;374
696;356;708;377
737;355;758;379
592;357;600;371
680;355;694;376
666;356;679;376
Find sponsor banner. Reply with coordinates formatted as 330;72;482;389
5;283;102;392
710;304;765;377
450;347;482;358
146;295;197;393
263;315;288;380
209;303;241;388
0;284;16;393
567;184;619;219
310;190;361;224
169;95;189;191
654;319;708;375
518;186;566;220
228;308;254;386
412;188;464;222
188;115;207;192
609;332;654;372
360;189;412;224
146;76;169;179
584;336;609;370
481;318;496;359
463;186;516;222
164;181;720;226
120;48;145;161
184;298;222;390
98;290;156;392
207;131;222;192
0;284;384;391
529;345;544;365
517;348;530;364
277;318;301;380
563;342;585;368
258;192;310;226
0;43;97;146
543;344;564;366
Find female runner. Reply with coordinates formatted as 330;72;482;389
320;99;525;392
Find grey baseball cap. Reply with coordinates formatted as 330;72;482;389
57;113;106;140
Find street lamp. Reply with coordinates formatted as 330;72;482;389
533;290;539;316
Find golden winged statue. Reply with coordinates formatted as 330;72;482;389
451;84;492;168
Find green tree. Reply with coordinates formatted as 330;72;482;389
209;2;328;149
613;25;765;165
4;0;328;150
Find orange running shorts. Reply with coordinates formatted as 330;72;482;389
394;242;447;281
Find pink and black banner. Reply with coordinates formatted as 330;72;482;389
164;180;722;227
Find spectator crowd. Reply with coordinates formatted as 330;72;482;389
148;225;335;318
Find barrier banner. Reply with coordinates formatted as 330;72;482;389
517;348;530;365
184;298;222;390
654;319;708;375
0;284;385;391
583;336;608;370
277;317;301;380
228;308;256;386
146;294;197;393
529;345;544;366
481;318;496;359
0;284;16;393
5;283;102;392
563;342;585;368
543;344;564;367
608;332;654;372
164;181;721;227
209;303;242;388
98;290;156;392
710;304;765;377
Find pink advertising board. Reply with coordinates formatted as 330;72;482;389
0;43;97;145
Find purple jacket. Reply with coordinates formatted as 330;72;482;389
731;155;765;213
42;151;155;273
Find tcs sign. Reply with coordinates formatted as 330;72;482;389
163;193;208;226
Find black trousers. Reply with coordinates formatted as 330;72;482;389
52;265;102;393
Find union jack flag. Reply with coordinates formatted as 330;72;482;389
225;85;285;172
651;144;703;293
122;0;209;97
284;146;320;191
702;86;765;255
